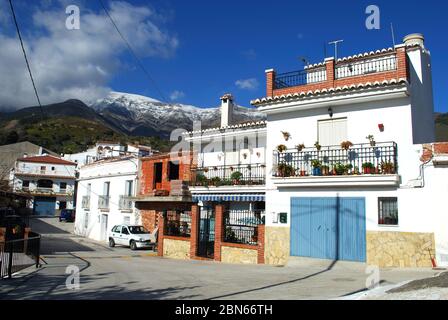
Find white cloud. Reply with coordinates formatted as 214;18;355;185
0;1;178;109
169;90;185;101
235;78;259;90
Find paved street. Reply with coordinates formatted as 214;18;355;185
0;218;439;300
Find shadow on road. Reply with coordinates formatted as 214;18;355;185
1;271;200;300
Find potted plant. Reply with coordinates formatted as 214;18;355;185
340;141;353;150
381;161;395;174
314;141;322;151
210;176;222;186
277;144;287;153
277;163;295;177
196;173;208;186
299;169;307;176
213;166;218;171
311;160;322;176
230;171;243;184
321;165;330;176
334;162;346;175
353;166;360;175
366;135;376;147
362;162;375;174
281;131;291;141
203;167;209;173
242;152;248;159
344;164;353;175
229;166;234;171
296;144;305;152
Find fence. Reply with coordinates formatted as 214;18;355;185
223;210;264;246
164;210;192;238
0;232;41;279
119;195;133;210
98;195;110;209
274;67;327;89
273;142;398;177
335;55;397;79
191;164;266;187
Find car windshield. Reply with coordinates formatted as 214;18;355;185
128;226;149;234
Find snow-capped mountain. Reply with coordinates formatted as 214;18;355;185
90;92;265;138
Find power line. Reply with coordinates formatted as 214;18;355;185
8;0;45;120
98;0;169;103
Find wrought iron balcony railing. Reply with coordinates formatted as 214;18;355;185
275;67;327;89
119;195;133;210
273;142;397;178
190;164;266;187
98;195;110;209
224;210;265;246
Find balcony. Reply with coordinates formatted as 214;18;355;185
98;195;110;210
190;164;266;188
119;195;133;211
273;142;399;187
82;196;90;209
275;66;327;89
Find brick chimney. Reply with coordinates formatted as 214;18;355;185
220;94;234;128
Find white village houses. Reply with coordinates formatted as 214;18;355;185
74;155;140;242
10;155;76;215
251;33;448;268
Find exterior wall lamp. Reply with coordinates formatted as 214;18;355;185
328;107;333;118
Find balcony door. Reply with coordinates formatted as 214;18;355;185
318;118;347;147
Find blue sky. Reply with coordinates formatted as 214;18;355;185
0;0;447;112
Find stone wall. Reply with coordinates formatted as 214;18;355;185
264;226;290;266
163;238;190;260
367;231;435;268
221;246;258;264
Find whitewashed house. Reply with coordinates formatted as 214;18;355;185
10;155;76;215
184;95;266;255
251;33;448;267
74;155;139;242
63;142;153;168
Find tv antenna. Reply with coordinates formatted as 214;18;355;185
328;39;344;61
298;56;310;67
390;23;396;47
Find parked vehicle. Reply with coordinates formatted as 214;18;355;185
108;225;157;250
59;209;75;222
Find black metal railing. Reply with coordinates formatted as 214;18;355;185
164;210;191;238
0;232;41;279
223;210;264;246
335;55;397;79
190;164;266;187
275;67;327;89
273;142;398;177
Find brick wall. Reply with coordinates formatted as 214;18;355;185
189;204;199;258
214;205;224;262
266;47;409;98
139;152;193;196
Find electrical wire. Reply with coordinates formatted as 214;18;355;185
98;0;169;103
8;0;45;120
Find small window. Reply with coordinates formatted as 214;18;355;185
168;161;179;181
378;197;398;225
122;226;129;234
40;166;46;171
22;180;30;188
60;182;67;190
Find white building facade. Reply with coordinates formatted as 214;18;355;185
11;155;76;215
74;156;140;242
251;34;448;268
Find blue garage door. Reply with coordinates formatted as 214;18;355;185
291;197;366;262
34;197;56;216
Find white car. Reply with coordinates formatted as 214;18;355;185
108;224;156;250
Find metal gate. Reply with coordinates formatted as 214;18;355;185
291;197;366;262
197;207;215;258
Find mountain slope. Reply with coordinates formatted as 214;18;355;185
0;100;171;154
91;92;266;138
435;113;448;142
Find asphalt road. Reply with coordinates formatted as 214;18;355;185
0;218;439;300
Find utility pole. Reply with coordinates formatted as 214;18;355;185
328;39;344;61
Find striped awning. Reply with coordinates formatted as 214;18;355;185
192;194;265;202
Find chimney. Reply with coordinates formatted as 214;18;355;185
220;93;234;128
403;33;425;48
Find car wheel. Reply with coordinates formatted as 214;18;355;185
130;240;137;251
109;238;115;248
59;217;62;222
